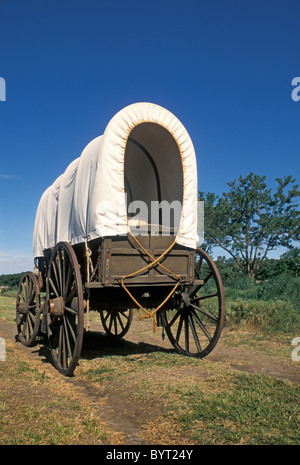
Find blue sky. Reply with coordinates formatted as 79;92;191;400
0;0;299;273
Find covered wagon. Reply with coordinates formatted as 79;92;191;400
16;102;225;376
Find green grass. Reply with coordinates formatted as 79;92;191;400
0;344;118;445
0;288;299;445
163;371;300;445
17;361;47;382
226;298;300;334
79;348;300;445
0;293;16;324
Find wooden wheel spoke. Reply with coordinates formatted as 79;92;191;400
108;314;113;332
189;303;218;321
119;310;129;320
51;318;62;347
64;261;73;298
116;313;125;331
64;305;78;315
26;278;33;301
203;271;213;284
103;312;110;323
65;315;77;344
184;316;189;352
21;319;28;338
113;316;118;334
18;292;25;303
65;285;76;306
168;309;181;329
175;313;184;343
189;284;202;298
56;251;63;295
190;308;212;341
57;320;64;365
24;277;29;300
191;292;218;302
62;316;75;360
49;277;60;298
51;260;60;294
21;282;26;300
48;315;59;327
28;309;36;327
28;303;37;310
188;314;202;352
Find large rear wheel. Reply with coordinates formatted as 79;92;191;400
165;248;225;358
46;242;84;376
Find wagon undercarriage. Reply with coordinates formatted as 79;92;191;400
16;233;225;376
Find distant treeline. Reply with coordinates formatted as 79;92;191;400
214;248;299;285
0;273;24;288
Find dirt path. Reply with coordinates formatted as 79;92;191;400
0;317;299;445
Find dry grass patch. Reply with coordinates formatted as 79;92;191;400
0;339;123;445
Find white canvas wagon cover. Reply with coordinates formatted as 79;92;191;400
33;102;199;258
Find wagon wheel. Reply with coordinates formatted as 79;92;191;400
100;309;133;338
16;272;41;346
46;242;84;376
164;248;225;358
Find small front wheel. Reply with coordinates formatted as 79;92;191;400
16;272;41;346
100;309;133;338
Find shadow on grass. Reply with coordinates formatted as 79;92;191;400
15;329;175;375
81;330;174;359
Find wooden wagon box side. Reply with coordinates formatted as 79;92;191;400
83;234;195;288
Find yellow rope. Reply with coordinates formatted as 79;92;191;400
85;239;93;331
121;233;182;331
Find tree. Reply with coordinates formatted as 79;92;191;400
0;273;23;287
199;173;300;278
276;248;300;277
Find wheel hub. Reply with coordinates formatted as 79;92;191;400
18;302;29;314
49;296;64;316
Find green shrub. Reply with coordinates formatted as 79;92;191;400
227;299;300;334
257;275;300;311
